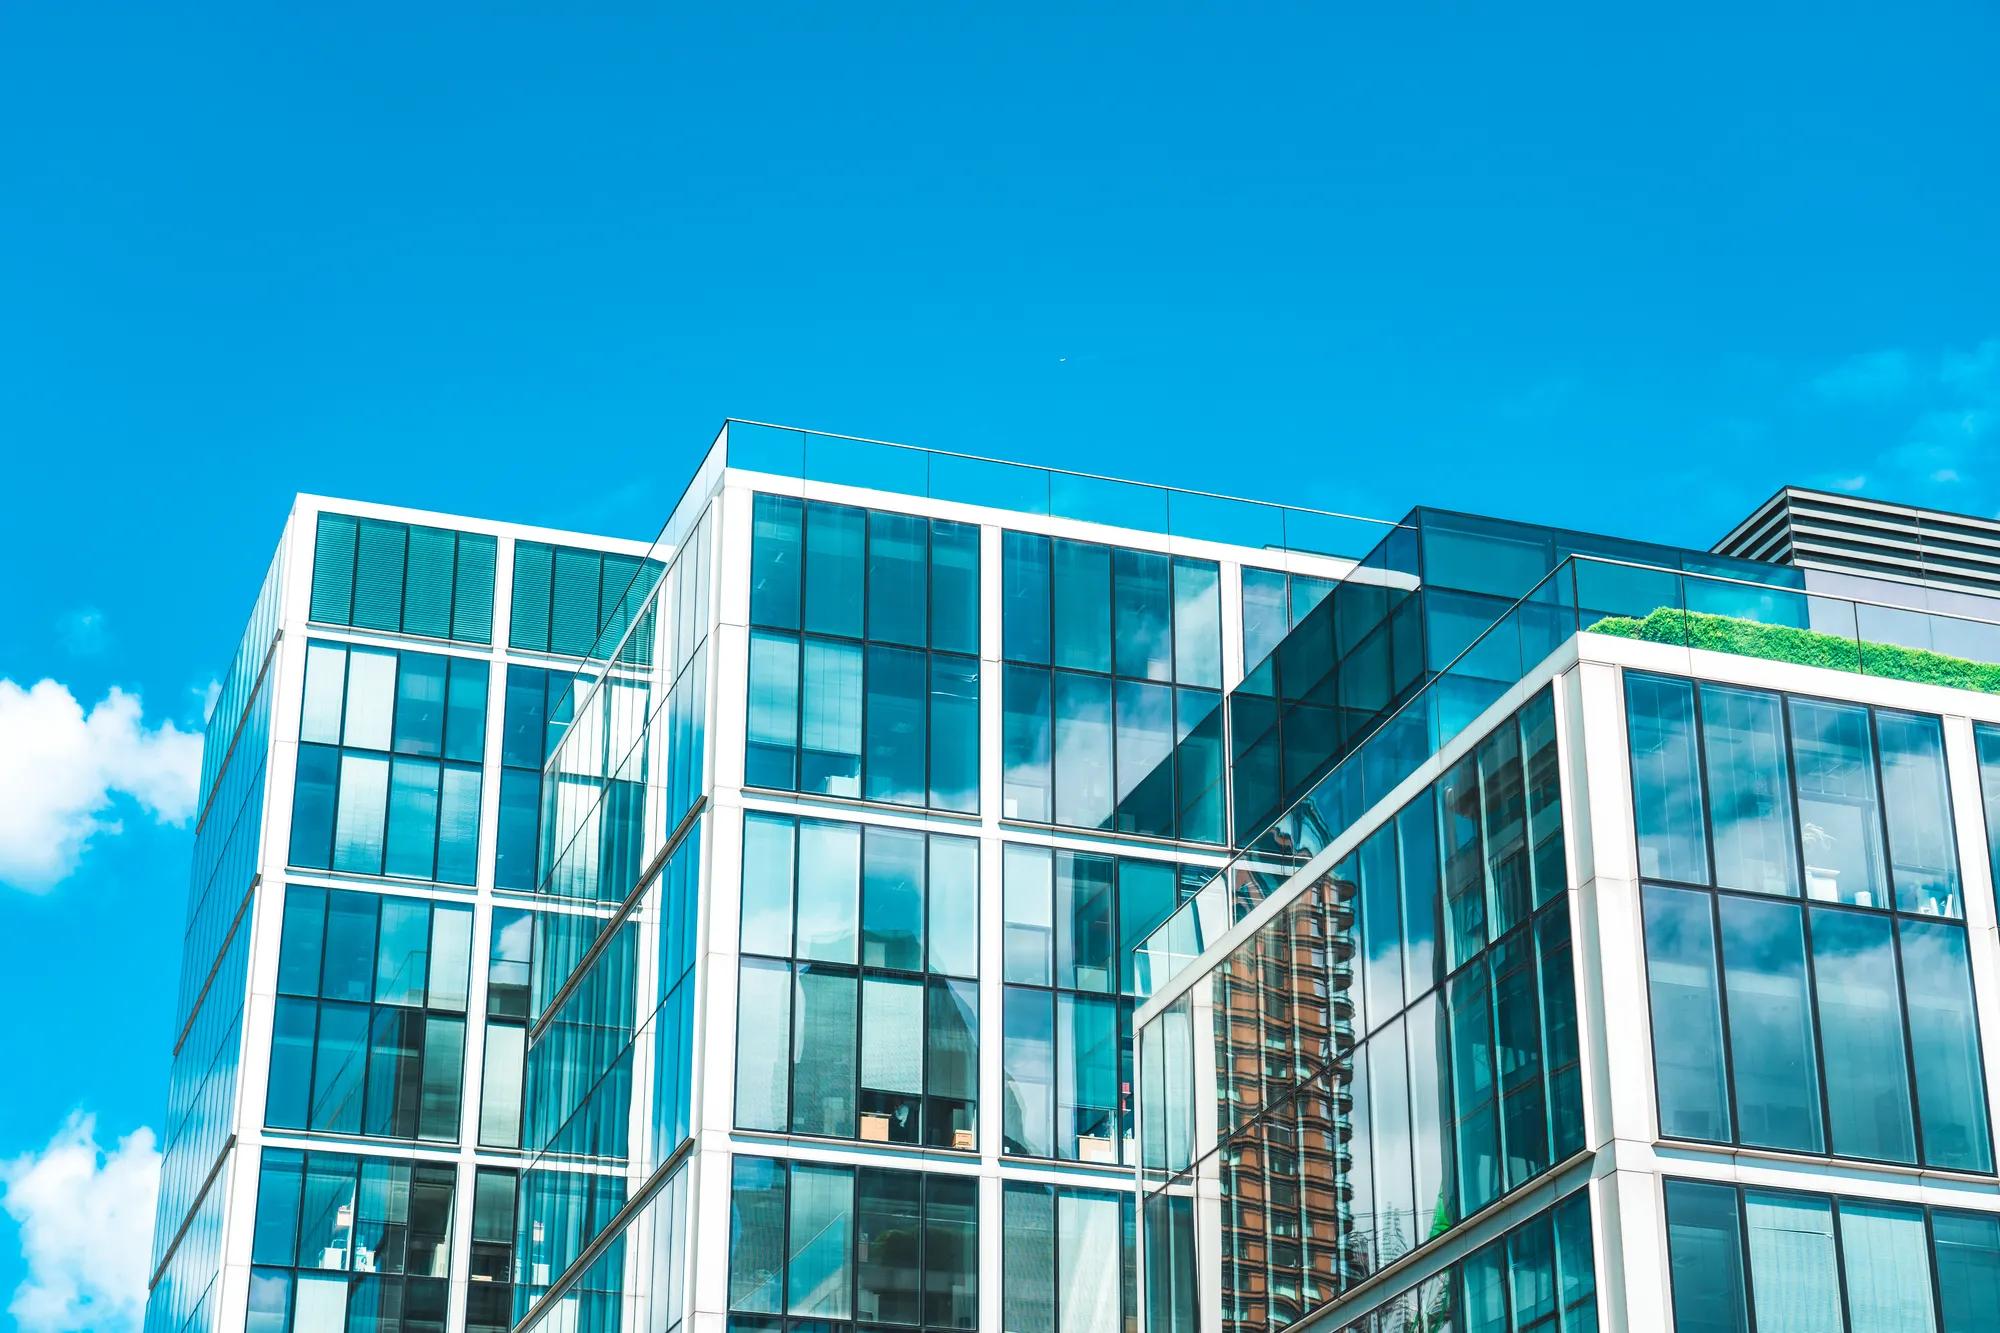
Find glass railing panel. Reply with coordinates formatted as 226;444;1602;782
802;432;929;495
726;422;808;477
1573;556;1685;633
1048;468;1171;532
1166;489;1287;553
1285;509;1400;559
926;450;1050;514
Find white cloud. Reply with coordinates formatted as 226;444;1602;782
0;1114;160;1333
0;679;203;891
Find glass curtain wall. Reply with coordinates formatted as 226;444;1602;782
1629;673;1992;1172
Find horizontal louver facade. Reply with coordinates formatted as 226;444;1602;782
310;512;496;644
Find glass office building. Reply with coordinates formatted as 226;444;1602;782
148;422;2000;1333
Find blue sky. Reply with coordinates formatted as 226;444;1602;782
1;2;1997;1326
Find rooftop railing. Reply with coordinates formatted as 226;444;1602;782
1133;553;2000;1000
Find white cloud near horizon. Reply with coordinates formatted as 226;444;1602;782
0;679;203;891
0;1114;159;1333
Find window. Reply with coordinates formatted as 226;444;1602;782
494;666;577;892
1665;1178;2000;1333
478;907;534;1149
1631;673;1990;1172
290;642;486;886
1240;567;1337;670
310;513;495;645
1002;1183;1136;1333
1002;846;1207;1163
466;1168;519;1333
727;1156;977;1330
509;540;663;660
267;886;471;1142
734;812;979;1149
249;1147;453;1333
1003;531;1223;841
748;496;979;813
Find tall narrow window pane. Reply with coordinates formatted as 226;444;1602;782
1933;1209;2000;1333
1791;698;1889;909
1003;987;1055;1157
1876;710;1960;916
750;495;803;631
803;503;864;640
1171;557;1221;689
267;999;317;1130
384;758;441;879
1057;1193;1121;1333
1360;822;1403;1027
1058;994;1120;1162
735;958;792;1132
1399;788;1441;997
1003;846;1054;985
342;648;398;751
1700;683;1799;897
1371;1017;1417;1266
1406;995;1451;1244
728;1157;787;1314
745;631;800;790
374;898;431;1006
1901;920;1993;1172
1479;722;1532;938
301;644;347;744
1448;962;1500;1214
1978;726;2000;912
1665;1180;1748;1333
1003;666;1053;822
1627;673;1709;886
929;654;980;814
796;820;860;964
1055;853;1114;993
930;519;980;656
1717;895;1822;1152
1003;1184;1056;1333
1520;688;1567;907
1113;680;1174;838
860;976;924;1144
290;745;340;870
1052;541;1111;674
1174;688;1225;845
321;891;377;1002
1744;1190;1841;1333
792;966;858;1138
789;1163;854;1319
478;1023;525;1148
1242;568;1289;666
1539;906;1585;1161
1508;1212;1556;1333
1116;860;1178;997
393;654;447;757
1492;930;1548;1189
740;813;796;959
1053;672;1113;829
436;766;480;886
418;1015;464;1140
865;645;927;806
1112;548;1173;682
1642;885;1732;1143
1439;753;1488;969
867;511;928;647
333;753;391;875
800;637;862;797
855;1168;922;1324
442;657;487;763
278;888;327;997
1812;907;1916;1161
926;1174;979;1328
1838;1199;1938;1333
1003;532;1051;666
927;835;978;979
309;1002;369;1133
927;978;979;1150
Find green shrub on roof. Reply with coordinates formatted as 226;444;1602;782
1587;607;2000;694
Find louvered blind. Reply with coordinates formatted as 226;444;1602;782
311;514;358;623
549;548;602;656
402;525;456;638
352;519;407;631
510;542;554;651
453;533;496;644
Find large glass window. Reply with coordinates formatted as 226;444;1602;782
735;812;979;1149
1666;1179;2000;1333
1003;531;1223;841
1001;1183;1136;1333
1631;673;1990;1172
290;642;486;885
249;1147;454;1333
1002;845;1207;1163
727;1156;976;1330
267;886;470;1142
748;497;979;813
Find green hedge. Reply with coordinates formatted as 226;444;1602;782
1588;607;2000;694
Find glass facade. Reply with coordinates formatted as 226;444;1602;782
1138;690;1582;1330
147;433;2000;1333
747;496;980;812
1629;673;1993;1171
1665;1178;2000;1333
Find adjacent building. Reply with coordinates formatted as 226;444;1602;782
146;421;2000;1333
